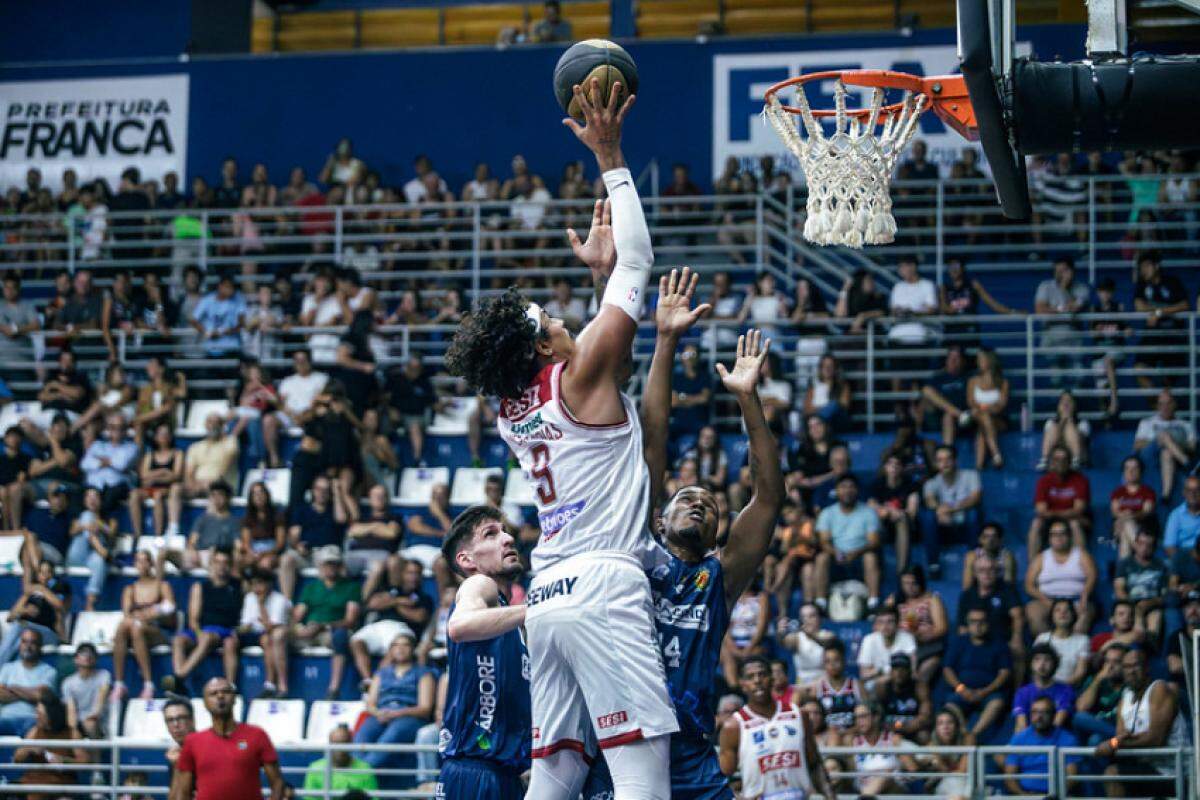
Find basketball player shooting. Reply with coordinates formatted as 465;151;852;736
446;77;679;800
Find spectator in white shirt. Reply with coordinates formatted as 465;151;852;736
888;257;938;392
238;569;291;698
857;605;917;690
1133;389;1197;502
299;271;345;366
277;349;329;427
544;278;587;333
888;257;938;344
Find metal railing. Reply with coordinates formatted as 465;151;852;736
0;309;1196;435
4;172;1196;298
0;738;1187;800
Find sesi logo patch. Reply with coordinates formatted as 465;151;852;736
758;750;801;772
596;710;628;729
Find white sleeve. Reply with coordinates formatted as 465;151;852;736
601;167;654;321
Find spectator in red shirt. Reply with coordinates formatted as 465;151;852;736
170;677;285;800
1026;445;1091;561
1109;455;1157;559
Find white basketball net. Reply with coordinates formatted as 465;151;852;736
764;79;927;248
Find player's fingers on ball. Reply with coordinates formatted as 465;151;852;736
589;77;603;114
616;94;636;123
607;81;623;112
574;84;594;116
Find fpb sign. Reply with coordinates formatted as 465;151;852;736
712;44;1029;180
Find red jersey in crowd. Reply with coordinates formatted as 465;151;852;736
177;723;278;800
1035;471;1091;512
1110;483;1155;515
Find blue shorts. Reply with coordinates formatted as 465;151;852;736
180;625;236;641
669;735;733;800
436;758;524;800
581;736;732;800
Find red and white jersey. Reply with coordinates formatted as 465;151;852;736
498;361;657;573
735;702;813;800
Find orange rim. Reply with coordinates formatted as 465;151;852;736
764;69;979;140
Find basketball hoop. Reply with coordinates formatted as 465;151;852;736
763;70;976;248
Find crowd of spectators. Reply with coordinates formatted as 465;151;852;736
0;142;1196;797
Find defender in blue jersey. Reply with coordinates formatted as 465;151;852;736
437;506;530;800
585;270;784;800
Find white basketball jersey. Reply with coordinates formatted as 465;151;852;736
736;702;813;800
498;361;656;572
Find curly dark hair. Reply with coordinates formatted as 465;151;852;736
446;289;542;400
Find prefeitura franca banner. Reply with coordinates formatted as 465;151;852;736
0;74;189;191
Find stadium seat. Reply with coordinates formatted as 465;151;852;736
276;10;356;52
396;467;451;507
71;611;124;652
636;0;719;38
450;467;503;507
428;396;476;436
246;698;307;744
401;544;442;577
503;468;536;507
121;698;172;741
442;3;526;45
0;535;22;573
192;696;245;729
182;400;232;438
305;700;365;743
135;534;188;564
0;401;41;432
360;8;441;48
243;467;292;506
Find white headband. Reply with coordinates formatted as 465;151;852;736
526;302;543;335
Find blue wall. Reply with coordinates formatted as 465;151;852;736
0;0;191;64
0;27;1084;192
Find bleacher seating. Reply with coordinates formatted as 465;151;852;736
71;611;124;652
247;698;308;744
121;698;173;741
449;467;503;506
502;467;537;506
242;467;293;506
182;399;231;437
305;700;365;743
396;467;451;506
427;396;474;436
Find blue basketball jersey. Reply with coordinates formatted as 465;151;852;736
648;554;728;740
439;596;531;772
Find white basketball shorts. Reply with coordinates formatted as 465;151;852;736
526;550;679;759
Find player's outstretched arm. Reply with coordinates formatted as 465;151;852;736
561;78;650;408
446;574;525;643
718;330;785;604
641;267;711;507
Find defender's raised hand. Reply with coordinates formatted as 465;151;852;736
716;329;771;397
655;267;712;339
568;198;615;276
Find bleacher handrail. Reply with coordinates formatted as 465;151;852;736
0;737;1187;800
